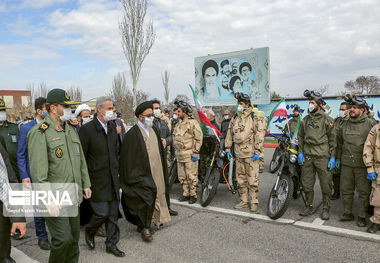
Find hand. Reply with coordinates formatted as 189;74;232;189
298;153;304;165
161;138;167;148
174;154;176;159
22;178;31;189
11;222;26;239
328;157;335;171
83;188;92;199
253;154;260;161
367;172;377;181
69;120;79;126
286;132;291;138
192;156;199;162
335;160;340;169
226;152;232;161
116;125;122;134
47;202;61;217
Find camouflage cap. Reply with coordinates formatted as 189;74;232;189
46;89;74;106
0;98;8;110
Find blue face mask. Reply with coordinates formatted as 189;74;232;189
41;110;48;119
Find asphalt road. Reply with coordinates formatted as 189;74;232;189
11;148;380;262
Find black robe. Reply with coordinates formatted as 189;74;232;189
119;124;168;228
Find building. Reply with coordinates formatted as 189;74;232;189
0;90;32;122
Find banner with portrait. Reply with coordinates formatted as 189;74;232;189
194;47;270;106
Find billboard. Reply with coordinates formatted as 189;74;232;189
194;47;270;106
258;95;380;136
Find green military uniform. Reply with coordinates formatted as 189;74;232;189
284;115;300;137
27;89;91;263
298;111;336;211
0;99;20;178
336;113;374;219
332;116;347;196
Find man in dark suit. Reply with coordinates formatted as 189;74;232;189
1;136;27;263
79;96;125;258
16;97;50;250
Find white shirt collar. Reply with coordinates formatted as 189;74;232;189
138;120;149;137
97;116;107;134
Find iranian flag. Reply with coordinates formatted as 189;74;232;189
189;85;223;137
266;98;287;135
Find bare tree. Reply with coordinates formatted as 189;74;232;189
67;86;82;101
119;0;155;110
344;76;380;95
316;84;329;96
162;70;170;105
27;81;49;103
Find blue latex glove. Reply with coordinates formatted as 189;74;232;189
192;156;199;162
335;160;340;169
286;132;291;138
174;154;176;159
298;153;304;165
253;154;260;161
367;172;377;181
226;152;232;161
328;157;335;171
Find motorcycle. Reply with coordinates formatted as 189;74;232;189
267;134;305;219
269;125;288;173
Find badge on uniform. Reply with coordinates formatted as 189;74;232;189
11;135;17;143
55;148;63;158
39;123;49;133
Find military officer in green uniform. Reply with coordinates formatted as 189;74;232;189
297;90;336;220
27;89;91;263
284;104;301;137
0;99;20;178
336;94;375;227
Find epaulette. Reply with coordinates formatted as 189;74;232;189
39;122;50;133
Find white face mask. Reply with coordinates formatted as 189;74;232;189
237;105;245;113
60;108;72;122
0;111;6;122
339;110;346;118
224;115;230;120
103;110;114;122
308;103;316;113
82;117;91;125
173;114;178;120
153;109;161;118
144;116;154;128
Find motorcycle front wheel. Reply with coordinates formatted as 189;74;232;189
200;167;220;207
269;148;281;173
267;174;294;220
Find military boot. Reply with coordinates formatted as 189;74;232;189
178;196;190;202
299;205;313;216
367;223;380;234
340;213;354;221
357;217;367;227
234;201;249;209
250;203;258;212
321;209;330;220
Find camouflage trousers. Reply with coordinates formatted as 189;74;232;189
341;165;371;218
236;157;259;205
370;180;380;224
177;161;199;198
259;157;264;172
301;156;332;210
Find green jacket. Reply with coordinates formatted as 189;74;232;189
0;121;20;178
336;113;375;168
284;116;300;137
27;115;91;203
298;111;336;158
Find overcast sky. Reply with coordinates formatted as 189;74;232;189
0;0;379;101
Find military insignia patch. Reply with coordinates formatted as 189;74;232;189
369;130;375;137
329;122;334;128
55;148;63;158
39;123;49;133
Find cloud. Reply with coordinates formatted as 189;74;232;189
20;0;73;9
2;0;380;100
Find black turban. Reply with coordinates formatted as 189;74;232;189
135;101;153;117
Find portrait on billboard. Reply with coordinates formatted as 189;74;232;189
194;47;270;106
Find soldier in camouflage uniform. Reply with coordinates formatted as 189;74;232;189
173;101;203;204
225;93;265;212
331;101;350;200
252;107;266;173
363;123;380;233
298;90;336;220
336;95;375;227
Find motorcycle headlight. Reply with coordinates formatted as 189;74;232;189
219;151;226;158
289;154;297;164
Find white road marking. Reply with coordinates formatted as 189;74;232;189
171;199;380;242
11;247;39;263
